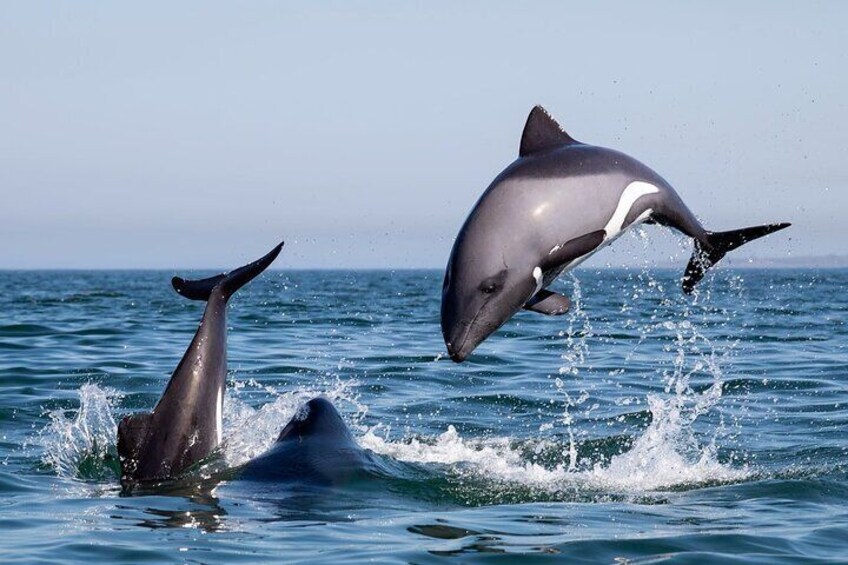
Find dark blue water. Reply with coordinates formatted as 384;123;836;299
1;266;846;563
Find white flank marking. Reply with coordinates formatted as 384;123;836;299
532;266;543;295
533;182;661;298
556;182;659;276
216;386;223;445
603;181;659;239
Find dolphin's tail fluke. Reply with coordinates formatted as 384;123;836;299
682;223;790;294
171;241;284;301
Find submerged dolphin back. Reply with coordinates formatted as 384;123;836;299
241;398;385;486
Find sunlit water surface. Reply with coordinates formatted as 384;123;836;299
1;254;846;562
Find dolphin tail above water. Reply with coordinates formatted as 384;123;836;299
171;242;283;301
117;241;283;483
682;224;790;294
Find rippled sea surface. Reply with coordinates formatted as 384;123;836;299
1;265;846;563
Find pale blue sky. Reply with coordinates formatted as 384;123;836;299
1;2;844;269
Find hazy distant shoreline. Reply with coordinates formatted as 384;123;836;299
2;257;847;272
721;255;848;269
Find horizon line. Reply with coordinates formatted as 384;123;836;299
2;263;846;273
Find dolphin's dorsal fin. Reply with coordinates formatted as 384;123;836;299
519;105;578;157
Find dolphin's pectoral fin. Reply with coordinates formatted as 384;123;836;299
542;230;606;271
524;289;571;315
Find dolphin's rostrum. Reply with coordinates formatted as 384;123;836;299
441;106;790;362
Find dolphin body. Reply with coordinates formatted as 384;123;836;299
117;242;283;483
116;244;382;488
240;397;388;486
441;106;790;362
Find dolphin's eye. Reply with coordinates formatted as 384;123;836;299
480;282;499;294
479;270;508;295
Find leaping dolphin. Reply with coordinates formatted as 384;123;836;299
117;242;283;483
441;106;790;362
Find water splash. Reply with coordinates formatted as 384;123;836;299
38;383;122;481
357;253;748;497
37;376;366;481
361;415;746;494
37;374;748;495
589;313;742;491
362;308;748;494
551;274;593;471
558;273;591;376
585;385;741;491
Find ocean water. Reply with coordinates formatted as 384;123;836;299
1;259;846;563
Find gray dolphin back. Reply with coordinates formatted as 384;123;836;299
241;397;381;485
117;242;283;483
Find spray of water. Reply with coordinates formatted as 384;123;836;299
38;372;746;495
36;230;749;495
585;316;744;491
36;376;365;480
550;274;593;471
38;383;122;480
357;253;749;494
543;227;746;490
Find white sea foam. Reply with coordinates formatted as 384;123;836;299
359;384;747;493
39;377;747;493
